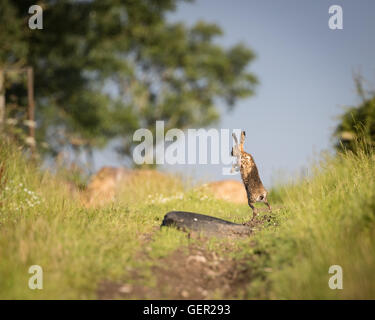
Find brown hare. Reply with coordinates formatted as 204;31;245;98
231;131;271;220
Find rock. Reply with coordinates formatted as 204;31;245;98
118;284;133;294
161;211;251;238
187;255;207;264
83;167;171;207
84;167;131;207
205;269;219;279
197;287;208;297
204;180;248;204
181;290;190;298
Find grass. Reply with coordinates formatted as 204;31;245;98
0;138;374;299
236;148;375;299
0;138;250;299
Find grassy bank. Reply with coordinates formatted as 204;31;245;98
237;148;375;299
0;138;374;299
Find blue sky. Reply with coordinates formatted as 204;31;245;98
94;0;375;187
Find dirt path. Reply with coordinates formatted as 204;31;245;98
98;242;253;299
97;214;274;300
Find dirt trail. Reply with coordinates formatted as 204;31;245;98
97;215;274;300
98;243;254;299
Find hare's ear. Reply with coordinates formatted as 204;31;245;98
232;132;239;145
240;131;246;151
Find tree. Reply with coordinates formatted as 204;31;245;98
1;0;257;165
334;77;375;153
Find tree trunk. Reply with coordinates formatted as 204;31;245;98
27;67;36;156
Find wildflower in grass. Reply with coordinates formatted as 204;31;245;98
0;180;44;212
148;192;185;204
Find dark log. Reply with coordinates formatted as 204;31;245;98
161;211;251;238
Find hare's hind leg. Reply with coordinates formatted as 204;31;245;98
248;201;257;220
263;194;272;213
264;200;272;213
245;186;257;220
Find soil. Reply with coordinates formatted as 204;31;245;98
98;243;253;300
97;214;273;300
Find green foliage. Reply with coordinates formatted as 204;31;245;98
334;96;375;153
1;0;257;160
0;0;27;66
334;78;375;153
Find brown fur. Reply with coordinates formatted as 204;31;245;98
232;131;271;219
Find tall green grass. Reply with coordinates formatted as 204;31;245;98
239;147;375;299
0;138;250;299
1;137;374;299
